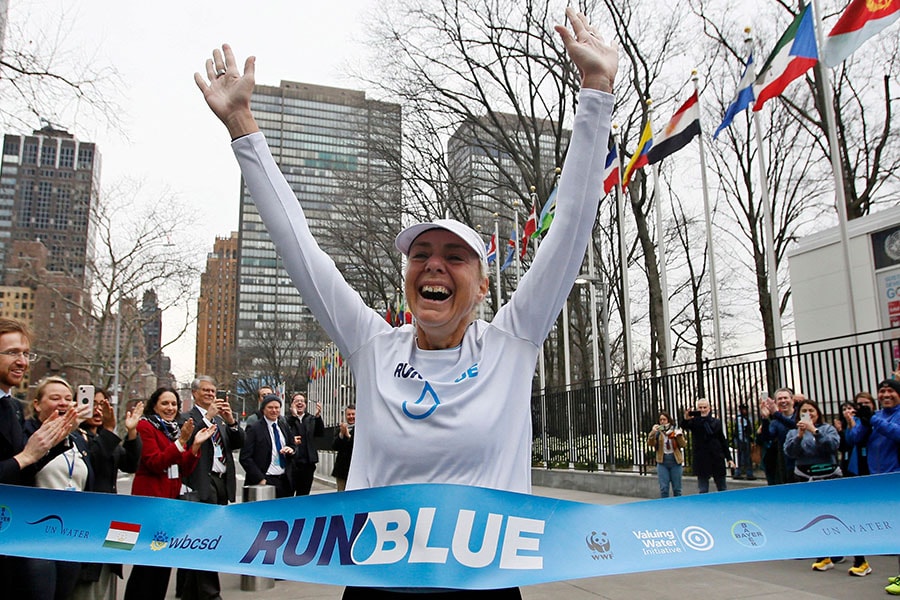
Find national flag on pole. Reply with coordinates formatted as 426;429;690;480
647;92;701;165
521;203;537;258
622;121;653;188
602;145;620;195
500;230;517;272
753;4;818;112
485;234;497;264
823;0;899;67
714;53;756;139
103;521;141;550
532;186;558;239
398;297;413;325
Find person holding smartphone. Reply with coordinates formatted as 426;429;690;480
22;376;94;600
647;411;686;497
682;399;734;493
783;399;862;574
178;376;243;600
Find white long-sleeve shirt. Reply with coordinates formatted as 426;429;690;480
232;89;614;493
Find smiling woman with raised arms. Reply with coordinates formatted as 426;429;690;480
196;8;616;598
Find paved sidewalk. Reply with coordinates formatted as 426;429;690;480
114;479;896;599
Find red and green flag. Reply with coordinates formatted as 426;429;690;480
753;4;818;111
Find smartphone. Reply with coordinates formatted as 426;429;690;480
688;410;701;418
800;413;812;424
76;384;95;419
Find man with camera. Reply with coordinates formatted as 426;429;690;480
682;399;734;493
180;375;244;600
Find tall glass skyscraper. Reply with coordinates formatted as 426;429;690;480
236;81;401;385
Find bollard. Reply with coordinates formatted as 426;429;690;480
240;485;277;592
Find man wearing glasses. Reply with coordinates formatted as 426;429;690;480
0;318;75;484
0;318;77;599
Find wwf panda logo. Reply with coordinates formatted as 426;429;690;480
586;530;611;554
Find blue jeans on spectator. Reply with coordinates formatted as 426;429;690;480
657;453;683;498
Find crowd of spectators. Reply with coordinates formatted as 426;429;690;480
740;377;900;592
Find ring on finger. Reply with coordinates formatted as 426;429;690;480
215;69;227;77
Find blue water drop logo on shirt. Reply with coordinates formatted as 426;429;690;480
402;382;440;420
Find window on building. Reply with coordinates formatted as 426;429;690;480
59;146;75;168
77;147;94;169
3;138;20;156
40;144;57;167
23;143;38;165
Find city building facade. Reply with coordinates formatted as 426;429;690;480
2;239;90;385
235;80;401;386
0;125;99;285
196;232;238;387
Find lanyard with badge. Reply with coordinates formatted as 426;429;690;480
62;442;78;491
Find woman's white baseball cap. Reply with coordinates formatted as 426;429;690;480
394;219;487;264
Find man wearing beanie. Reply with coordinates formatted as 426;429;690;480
845;377;900;593
239;394;295;498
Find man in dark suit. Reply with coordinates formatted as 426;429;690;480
286;393;324;495
0;318;75;600
240;394;295;498
180;375;244;600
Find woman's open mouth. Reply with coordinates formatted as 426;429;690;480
420;285;451;301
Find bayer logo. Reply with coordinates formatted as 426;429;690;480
681;526;715;551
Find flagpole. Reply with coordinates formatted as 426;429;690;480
693;71;724;359
586;240;604;382
648;100;673;366
810;0;859;340
513;201;521;285
493;215;502;308
748;29;785;352
562;296;574;467
585;236;607;468
532;231;549;465
529;187;547;395
753;116;783;351
476;225;486;321
614;125;634;377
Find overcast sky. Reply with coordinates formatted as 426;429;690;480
9;0;378;382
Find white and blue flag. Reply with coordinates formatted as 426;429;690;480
714;53;756;139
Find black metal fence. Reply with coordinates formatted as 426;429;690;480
531;326;900;474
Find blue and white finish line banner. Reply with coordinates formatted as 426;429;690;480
0;474;897;589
